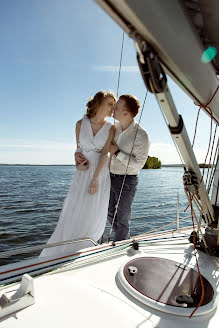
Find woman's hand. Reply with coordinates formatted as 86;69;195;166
110;140;119;156
88;177;98;194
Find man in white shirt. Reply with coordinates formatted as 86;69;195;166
109;94;150;241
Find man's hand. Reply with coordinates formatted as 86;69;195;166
76;159;89;171
110;140;119;156
75;152;89;170
75;151;88;165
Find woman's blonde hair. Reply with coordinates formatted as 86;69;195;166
86;91;116;118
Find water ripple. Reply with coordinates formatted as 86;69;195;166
0;165;193;265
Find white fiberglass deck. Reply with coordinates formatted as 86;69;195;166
0;229;219;328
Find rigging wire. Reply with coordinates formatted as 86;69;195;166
108;31;125;178
192;85;218;178
207;139;219;192
106;31;125;243
199;109;213;185
106;30;149;242
104;30;126;242
107;90;149;242
184;87;219;215
151;81;218;303
182;87;219;315
205;124;218;185
214;179;219;206
195;85;219;116
132;215;192;238
193;85;218;185
116;31;125;98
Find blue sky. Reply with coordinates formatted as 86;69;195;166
0;0;217;165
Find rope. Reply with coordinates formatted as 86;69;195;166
188;192;205;318
48;235;193;276
195;85;219;114
107;90;149;242
192;107;200;147
184;87;219;219
182;98;216;316
50;243;131;276
191;86;218;182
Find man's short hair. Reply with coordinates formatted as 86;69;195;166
119;94;140;118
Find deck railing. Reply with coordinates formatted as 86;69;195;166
0;238;98;258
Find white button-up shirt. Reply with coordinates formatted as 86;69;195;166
110;120;150;175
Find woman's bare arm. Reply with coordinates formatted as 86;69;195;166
75;119;88;167
75;119;82;148
88;125;115;194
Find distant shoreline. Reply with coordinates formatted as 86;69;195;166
0;164;76;166
0;163;184;167
0;163;212;168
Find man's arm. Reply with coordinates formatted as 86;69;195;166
115;132;150;171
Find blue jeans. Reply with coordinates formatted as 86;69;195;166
108;173;138;242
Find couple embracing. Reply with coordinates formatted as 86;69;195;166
40;91;149;258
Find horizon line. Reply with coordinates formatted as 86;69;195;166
0;163;184;166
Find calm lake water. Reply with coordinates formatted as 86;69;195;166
0;165;195;265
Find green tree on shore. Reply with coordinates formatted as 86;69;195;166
143;156;161;169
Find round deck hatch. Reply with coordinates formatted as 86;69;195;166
118;257;215;316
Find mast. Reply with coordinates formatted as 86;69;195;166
134;41;215;225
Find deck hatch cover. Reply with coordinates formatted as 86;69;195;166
123;257;213;308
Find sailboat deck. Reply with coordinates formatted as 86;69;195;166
1;229;219;327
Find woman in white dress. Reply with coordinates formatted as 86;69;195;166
40;91;116;258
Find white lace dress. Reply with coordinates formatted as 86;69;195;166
40;116;111;258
